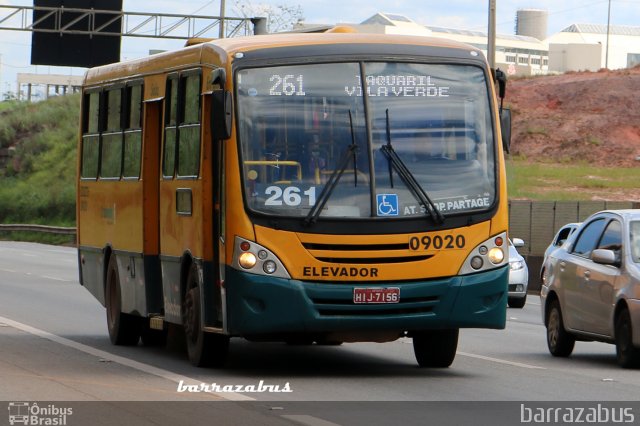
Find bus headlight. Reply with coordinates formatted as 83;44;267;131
232;237;291;279
459;232;508;275
263;260;277;274
488;247;504;264
470;256;484;270
239;252;257;269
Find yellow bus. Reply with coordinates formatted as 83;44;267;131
77;30;511;368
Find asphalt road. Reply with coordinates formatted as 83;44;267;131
1;241;639;425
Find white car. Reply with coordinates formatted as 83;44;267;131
540;222;581;281
544;222;581;262
508;238;528;308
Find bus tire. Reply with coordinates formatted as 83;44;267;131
412;329;458;368
105;256;141;346
183;263;229;367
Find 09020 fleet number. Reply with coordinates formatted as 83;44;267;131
409;234;465;251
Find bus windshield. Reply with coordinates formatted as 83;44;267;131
236;61;496;219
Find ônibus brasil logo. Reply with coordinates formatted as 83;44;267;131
8;402;73;426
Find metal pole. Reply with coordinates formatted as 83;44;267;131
219;0;226;38
605;0;611;69
488;0;496;69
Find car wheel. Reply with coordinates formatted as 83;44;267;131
412;329;458;368
546;299;575;357
615;309;640;369
508;294;527;309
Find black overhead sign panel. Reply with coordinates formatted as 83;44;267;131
31;0;123;67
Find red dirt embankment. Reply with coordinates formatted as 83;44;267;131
506;66;640;167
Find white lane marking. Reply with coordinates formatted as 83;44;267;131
0;268;17;273
281;415;342;426
0;315;255;401
458;351;545;370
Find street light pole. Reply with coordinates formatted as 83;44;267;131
605;0;611;69
488;0;496;69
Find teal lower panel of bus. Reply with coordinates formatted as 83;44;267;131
225;266;508;338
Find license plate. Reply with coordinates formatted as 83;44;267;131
353;287;400;304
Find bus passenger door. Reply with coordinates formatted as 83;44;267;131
140;99;163;316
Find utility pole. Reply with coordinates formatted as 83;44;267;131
605;0;611;69
488;0;496;69
219;0;226;38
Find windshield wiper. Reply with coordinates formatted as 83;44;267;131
381;109;445;224
304;111;359;225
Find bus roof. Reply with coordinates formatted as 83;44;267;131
206;31;481;54
83;32;485;86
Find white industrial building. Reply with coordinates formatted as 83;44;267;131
548;24;640;72
297;10;640;76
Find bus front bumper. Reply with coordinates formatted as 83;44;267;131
224;266;508;338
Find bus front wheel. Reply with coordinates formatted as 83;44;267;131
183;263;229;367
105;256;141;346
412;329;459;368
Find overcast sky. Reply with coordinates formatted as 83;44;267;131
1;0;639;94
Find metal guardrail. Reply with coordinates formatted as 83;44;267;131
0;224;76;235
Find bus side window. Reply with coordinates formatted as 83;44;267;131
100;87;124;179
163;71;202;179
81;90;101;179
123;83;143;179
163;75;179;178
177;72;202;178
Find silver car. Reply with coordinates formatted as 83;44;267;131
541;210;640;368
508;238;528;308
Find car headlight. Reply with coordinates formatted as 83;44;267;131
510;260;524;271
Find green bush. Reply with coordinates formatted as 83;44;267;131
0;95;79;226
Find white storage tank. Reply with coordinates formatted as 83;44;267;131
516;9;548;41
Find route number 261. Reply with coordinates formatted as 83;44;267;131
269;74;306;96
265;186;316;206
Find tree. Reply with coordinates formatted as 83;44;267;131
233;0;304;33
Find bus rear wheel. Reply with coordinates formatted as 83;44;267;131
105;256;141;346
412;329;458;368
183;263;229;367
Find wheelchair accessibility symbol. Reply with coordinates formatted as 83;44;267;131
377;194;399;216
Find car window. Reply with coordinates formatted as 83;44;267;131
630;221;640;263
597;219;622;264
597;220;622;251
572;218;606;257
555;226;574;246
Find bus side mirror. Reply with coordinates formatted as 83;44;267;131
500;107;512;153
212;89;232;140
495;68;507;99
